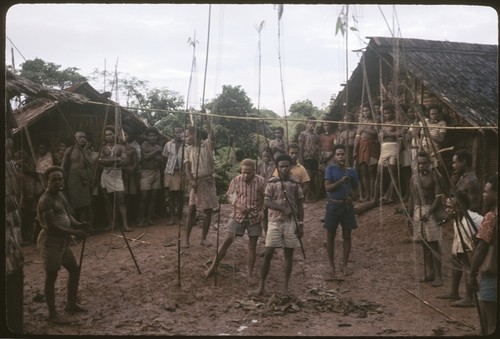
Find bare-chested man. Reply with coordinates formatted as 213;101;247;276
138;127;163;227
61;131;94;229
409;151;443;287
99;126;131;232
37;166;87;324
372;103;403;204
452;150;481;213
269;126;286;159
354;102;379;201
298;116;320;202
336;114;357;167
318;121;338;198
203;159;265;284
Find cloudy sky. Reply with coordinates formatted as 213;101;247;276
5;4;498;115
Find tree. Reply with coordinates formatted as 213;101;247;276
88;68;184;127
288;99;322;142
19;58;87;89
137;88;184;127
205;85;256;157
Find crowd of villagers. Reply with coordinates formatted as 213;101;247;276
9;99;497;334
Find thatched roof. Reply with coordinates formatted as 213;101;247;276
6;71;147;134
6;70;89;104
337;37;498;127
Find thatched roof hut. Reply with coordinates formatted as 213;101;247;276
5;70;147;154
330;36;498;185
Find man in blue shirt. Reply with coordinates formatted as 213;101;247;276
324;144;359;277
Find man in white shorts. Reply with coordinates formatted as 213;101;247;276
254;154;304;296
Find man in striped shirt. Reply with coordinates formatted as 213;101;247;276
202;159;265;284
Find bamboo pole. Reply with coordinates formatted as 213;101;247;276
402;288;476;330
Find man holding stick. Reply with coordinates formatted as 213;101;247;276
183;116;218;247
203;159;265;284
254;154;304;296
37;166;87;324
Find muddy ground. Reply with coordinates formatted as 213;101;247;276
20;198;481;336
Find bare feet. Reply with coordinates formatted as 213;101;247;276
123;226;133;232
48;313;72;325
200;239;212;247
247;275;257;286
420;275;435;283
341;265;352;276
145;219;154;226
436;293;460;300
182;241;190;248
167;218;175;225
64;304;87;314
250;285;264;296
202;267;215;280
451;299;474;307
432;278;443;287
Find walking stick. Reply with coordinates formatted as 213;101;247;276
76;238;86;294
117;224;142;274
214;137;235;286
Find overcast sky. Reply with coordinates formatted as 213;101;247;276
5;4;498;115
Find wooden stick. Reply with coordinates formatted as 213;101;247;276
120;232;146;248
402;288;476;329
111;232;150;244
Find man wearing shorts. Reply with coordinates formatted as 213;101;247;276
99;125;131;231
203;159;265;284
372;102;403;204
183;116;218;247
162;125;184;225
469;175;497;335
37;166;87;324
254;154;304;296
323;144;359;277
409;151;444;287
138;127;163;227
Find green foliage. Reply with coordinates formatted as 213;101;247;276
155;114;186;138
88;68;184;127
287;99;322;142
19;58;87;89
138;87;184;126
206;85;257;159
213;145;238;201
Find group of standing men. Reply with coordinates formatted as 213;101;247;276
25;104;495;334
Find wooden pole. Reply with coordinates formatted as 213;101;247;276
402;288;475;330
